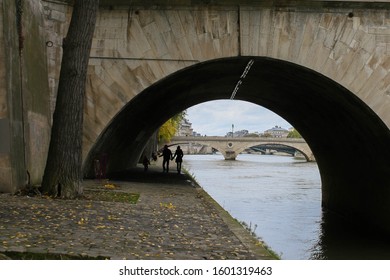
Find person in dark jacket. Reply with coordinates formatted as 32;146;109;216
172;146;184;174
159;145;173;172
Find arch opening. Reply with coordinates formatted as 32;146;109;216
84;56;390;234
249;144;310;161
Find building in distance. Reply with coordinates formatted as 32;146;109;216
263;126;290;138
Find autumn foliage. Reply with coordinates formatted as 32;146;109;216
158;112;186;143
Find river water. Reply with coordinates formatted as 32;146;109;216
183;153;390;260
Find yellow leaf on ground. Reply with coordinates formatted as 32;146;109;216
95;225;106;229
104;184;116;189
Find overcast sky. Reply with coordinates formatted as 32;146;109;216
186;100;292;136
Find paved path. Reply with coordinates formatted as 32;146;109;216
0;165;276;260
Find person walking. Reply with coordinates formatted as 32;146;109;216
172;146;184;174
159;145;173;172
142;155;150;171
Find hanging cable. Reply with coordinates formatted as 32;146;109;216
230;58;254;99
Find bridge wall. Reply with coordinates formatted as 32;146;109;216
40;2;390;162
0;0;51;192
0;0;22;192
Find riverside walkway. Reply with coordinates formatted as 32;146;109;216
0;164;276;260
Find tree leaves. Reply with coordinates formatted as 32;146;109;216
158;111;186;143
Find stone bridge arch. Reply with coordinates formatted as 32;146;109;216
243;141;315;162
41;1;390;158
84;56;390;235
39;1;390;233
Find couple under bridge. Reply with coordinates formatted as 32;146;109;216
159;145;184;174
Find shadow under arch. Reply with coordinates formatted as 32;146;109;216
84;56;390;234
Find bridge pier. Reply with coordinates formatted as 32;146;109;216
223;150;237;160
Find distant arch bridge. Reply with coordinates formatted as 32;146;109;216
168;136;315;161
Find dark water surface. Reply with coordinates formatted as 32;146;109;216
183;154;390;260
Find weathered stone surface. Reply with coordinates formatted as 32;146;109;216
41;4;390;160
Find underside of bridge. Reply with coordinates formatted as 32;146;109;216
84;56;390;234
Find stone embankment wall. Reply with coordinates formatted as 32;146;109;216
0;0;51;192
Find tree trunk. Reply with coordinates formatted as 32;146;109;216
42;0;99;198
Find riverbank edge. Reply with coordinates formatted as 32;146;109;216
183;169;279;260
